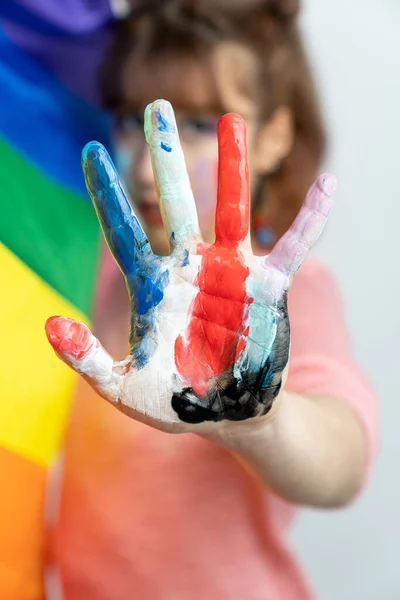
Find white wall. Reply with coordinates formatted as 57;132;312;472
290;1;400;598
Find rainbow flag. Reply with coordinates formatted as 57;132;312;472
0;1;119;596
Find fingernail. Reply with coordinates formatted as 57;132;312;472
82;141;118;191
145;100;176;144
318;173;337;197
218;112;246;132
45;316;94;360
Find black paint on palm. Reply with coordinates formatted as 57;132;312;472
172;297;290;423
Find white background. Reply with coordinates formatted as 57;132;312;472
290;1;400;598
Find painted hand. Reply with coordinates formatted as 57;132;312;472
45;100;336;433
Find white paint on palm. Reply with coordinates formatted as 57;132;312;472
68;258;201;427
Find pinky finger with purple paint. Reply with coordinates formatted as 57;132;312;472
45;316;123;405
265;174;337;278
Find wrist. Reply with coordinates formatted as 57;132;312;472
198;387;286;450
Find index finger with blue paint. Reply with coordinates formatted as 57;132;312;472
144;100;201;250
82;141;153;276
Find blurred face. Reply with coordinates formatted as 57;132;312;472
115;43;292;254
115;110;221;254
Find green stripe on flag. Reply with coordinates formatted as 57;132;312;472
0;136;100;316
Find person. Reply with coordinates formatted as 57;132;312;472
42;2;379;599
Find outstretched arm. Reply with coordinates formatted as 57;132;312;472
206;391;368;508
204;185;375;508
45;99;377;508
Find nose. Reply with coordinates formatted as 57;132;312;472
133;140;154;187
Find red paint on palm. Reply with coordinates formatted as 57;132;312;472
45;316;93;360
175;246;249;395
175;114;252;395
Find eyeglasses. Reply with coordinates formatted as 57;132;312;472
115;113;219;145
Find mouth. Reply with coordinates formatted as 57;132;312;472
135;201;163;226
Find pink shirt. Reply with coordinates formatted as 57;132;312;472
49;258;378;599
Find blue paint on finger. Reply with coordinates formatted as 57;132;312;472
82;141;152;273
161;141;172;152
82;140;175;368
155;106;176;133
131;269;170;316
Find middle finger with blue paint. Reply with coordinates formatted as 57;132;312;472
144;100;202;252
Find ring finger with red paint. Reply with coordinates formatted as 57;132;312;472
171;114;272;424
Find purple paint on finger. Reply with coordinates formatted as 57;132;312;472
318;173;337;197
266;173;337;278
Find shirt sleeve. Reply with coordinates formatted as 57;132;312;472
286;258;379;484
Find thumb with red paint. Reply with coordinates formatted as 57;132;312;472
45;316;122;404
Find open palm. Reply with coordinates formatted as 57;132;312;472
45;100;336;433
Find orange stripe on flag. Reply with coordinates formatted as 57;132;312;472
0;446;46;600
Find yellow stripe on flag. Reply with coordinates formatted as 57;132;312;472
0;243;90;466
